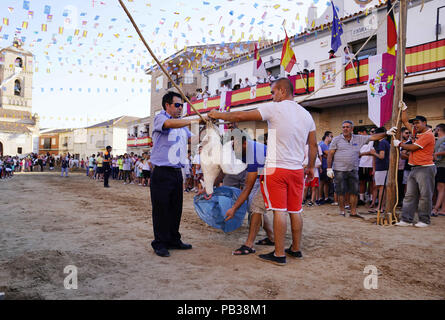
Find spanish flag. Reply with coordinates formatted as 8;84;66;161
387;0;397;56
280;34;296;73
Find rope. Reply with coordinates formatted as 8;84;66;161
297;0;400;104
118;0;208;124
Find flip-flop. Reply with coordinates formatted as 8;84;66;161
232;245;256;256
255;237;275;246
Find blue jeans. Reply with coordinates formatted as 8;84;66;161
401;166;436;224
86;166;90;176
61;167;69;177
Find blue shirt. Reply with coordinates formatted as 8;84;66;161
150;110;192;168
375;139;390;171
245;140;267;174
319;141;329;169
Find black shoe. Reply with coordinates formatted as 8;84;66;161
285;246;303;259
168;242;192;250
104;185;110;188
258;251;286;266
154;248;170;257
357;200;365;206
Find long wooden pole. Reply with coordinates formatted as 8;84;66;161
118;0;207;123
386;0;408;219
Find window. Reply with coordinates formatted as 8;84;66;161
17;147;22;154
43;138;51;149
350;36;377;60
15;57;23;68
266;65;281;78
14;80;22;96
221;79;232;89
51;138;56;145
134;126;138;137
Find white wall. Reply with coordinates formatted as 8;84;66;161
112;127;128;156
405;0;445;47
0;132;33;156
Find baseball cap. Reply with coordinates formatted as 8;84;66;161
408;115;427;123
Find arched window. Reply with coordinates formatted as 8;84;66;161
15;57;23;68
14;80;22;96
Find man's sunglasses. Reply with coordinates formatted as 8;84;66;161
174;103;184;108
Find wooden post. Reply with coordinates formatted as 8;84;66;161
386;0;408;217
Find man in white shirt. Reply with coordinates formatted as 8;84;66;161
243;77;253;88
209;78;317;266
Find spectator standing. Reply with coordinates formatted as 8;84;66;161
394;107;436;228
432;124;445;216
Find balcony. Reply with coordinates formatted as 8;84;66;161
186;39;445;115
128;136;153;148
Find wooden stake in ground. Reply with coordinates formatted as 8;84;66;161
386;0;408;220
118;0;207;123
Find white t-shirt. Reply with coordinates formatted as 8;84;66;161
359;141;374;168
258;100;316;170
142;160;151;171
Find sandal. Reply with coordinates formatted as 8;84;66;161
255;237;275;246
431;209;439;217
232;245;256;256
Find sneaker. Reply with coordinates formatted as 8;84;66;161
315;200;321;206
331;202;339;206
317;199;325;205
258;251;286;266
285;246;303;259
307;201;314;207
395;220;412;227
345;205;350;210
302;200;307;206
324;198;333;204
414;222;429;228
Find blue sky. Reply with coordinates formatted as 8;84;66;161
0;0;329;129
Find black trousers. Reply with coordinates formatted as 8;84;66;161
103;164;111;187
150;166;183;250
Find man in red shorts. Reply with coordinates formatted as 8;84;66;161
209;78;317;265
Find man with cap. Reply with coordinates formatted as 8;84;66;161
394;105;436;227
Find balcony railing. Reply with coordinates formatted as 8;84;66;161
186;39;445;115
128;136;153;148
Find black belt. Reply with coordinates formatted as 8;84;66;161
155;166;182;172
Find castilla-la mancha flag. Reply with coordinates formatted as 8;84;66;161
367;53;397;127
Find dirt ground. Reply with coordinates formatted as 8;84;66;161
0;171;444;300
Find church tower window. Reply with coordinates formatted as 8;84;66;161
14;80;22;96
